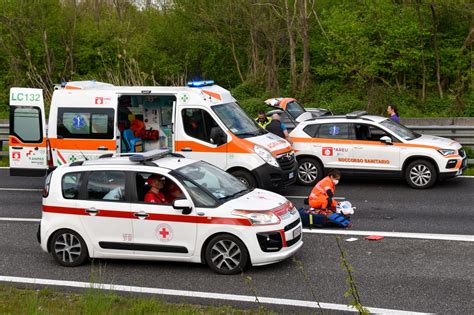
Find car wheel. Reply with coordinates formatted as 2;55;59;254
405;159;437;189
50;229;89;267
205;234;249;275
230;170;257;188
297;157;323;186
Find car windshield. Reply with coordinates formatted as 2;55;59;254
286;101;306;119
212;102;265;138
380;119;420;140
175;161;250;202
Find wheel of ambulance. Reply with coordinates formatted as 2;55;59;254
50;229;89;267
231;170;257;189
205;234;249;275
297;157;323;186
405;159;437;189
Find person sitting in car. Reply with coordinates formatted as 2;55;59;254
144;174;167;204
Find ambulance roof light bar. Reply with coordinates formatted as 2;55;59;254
187;80;215;88
346;110;368;119
129;149;172;162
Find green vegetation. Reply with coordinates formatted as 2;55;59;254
0;1;472;119
0;285;271;315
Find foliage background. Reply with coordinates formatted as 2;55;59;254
0;0;472;118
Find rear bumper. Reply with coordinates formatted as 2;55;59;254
252;162;297;191
10;168;47;177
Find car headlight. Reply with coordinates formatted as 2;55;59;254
254;145;279;167
438;149;456;156
232;210;280;225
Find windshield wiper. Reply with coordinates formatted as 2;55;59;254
218;188;249;201
235;132;260;138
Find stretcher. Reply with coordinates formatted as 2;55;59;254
298;200;354;228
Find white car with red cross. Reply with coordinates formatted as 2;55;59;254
290;111;467;189
39;150;303;275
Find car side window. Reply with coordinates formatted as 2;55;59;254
303;124;319;137
316;123;351;140
181;108;219;144
87;171;126;201
62;172;83;199
355;124;392;142
135;172;184;205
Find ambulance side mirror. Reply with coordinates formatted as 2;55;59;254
210;127;227;146
173;199;192;215
380;136;392;145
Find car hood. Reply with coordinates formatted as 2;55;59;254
225;188;289;211
407;134;462;150
245;133;292;155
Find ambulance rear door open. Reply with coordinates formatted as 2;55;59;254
48;91;118;166
9;88;48;176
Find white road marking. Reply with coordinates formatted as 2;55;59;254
0;275;432;315
0;217;472;242
0;217;40;222
303;229;474;242
0;188;42;191
286;196;346;200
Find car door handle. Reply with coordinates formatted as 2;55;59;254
354;146;363;149
134;211;149;219
197;212;206;216
97;146;108;151
181;147;192;152
12;146;23;150
86;207;99;215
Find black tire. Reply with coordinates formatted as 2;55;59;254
205;234;249;275
297;157;323;186
50;229;89;267
405;159;437;189
230;170;257;188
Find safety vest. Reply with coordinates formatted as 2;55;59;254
255;117;272;128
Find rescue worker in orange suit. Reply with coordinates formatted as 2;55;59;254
309;169;341;212
144;174;167;204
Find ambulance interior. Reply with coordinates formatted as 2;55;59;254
117;95;175;153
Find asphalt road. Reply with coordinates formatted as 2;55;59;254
0;170;473;313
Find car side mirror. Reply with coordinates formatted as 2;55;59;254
173;199;192;215
380;136;392;145
210;127;227;146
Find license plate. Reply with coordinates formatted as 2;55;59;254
293;226;301;239
289;172;294;179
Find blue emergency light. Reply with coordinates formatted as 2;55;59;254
187;80;215;88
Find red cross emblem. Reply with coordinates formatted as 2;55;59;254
155;224;173;242
12;152;21;160
322;147;333;156
95;97;104;105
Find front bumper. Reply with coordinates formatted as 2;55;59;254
249;216;303;266
439;157;468;180
252;160;297;191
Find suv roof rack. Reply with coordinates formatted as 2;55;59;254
346;110;368;119
129;150;185;162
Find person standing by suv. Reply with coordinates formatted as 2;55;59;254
387;103;400;123
255;110;272;128
266;113;292;144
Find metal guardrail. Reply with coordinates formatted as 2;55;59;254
0;123;473;164
406;125;474;147
0;123;8;157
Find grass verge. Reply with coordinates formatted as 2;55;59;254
0;285;270;315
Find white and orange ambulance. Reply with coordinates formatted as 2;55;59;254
9;81;297;189
290;111;467;189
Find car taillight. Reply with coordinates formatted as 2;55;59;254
43;173;52;198
47;139;53;167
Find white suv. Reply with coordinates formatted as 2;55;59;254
39;150;302;275
290;111;467;189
